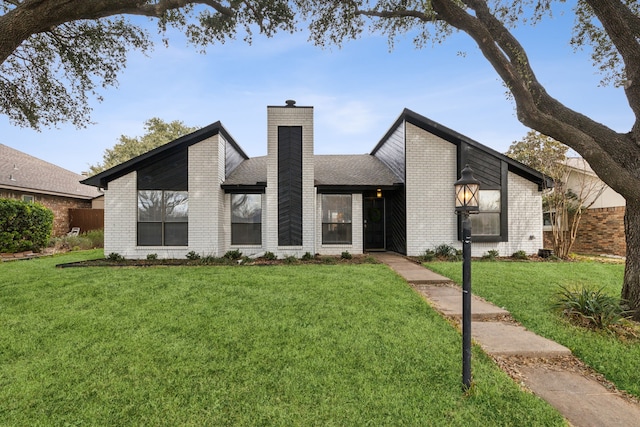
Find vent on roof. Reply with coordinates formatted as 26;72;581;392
285;99;296;107
9;174;16;181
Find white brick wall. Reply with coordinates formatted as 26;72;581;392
104;171;137;257
405;122;458;255
265;105;316;258
403;122;543;257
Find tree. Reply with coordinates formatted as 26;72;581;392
506;130;606;259
295;0;640;319
0;0;296;129
88;118;197;175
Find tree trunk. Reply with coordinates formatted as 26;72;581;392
623;198;640;321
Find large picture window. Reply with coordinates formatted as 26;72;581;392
322;194;352;244
231;194;262;245
471;190;501;236
138;190;188;246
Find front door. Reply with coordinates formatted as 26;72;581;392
364;197;385;251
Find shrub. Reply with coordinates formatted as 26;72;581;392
418;249;436;262
511;250;528;260
553;285;630;329
341;251;352;260
482;250;499;261
107;252;124;261
301;252;314;261
146;253;158;260
186;251;201;260
434;243;461;261
284;255;298;264
0;198;53;252
263;251;277;260
83;229;104;248
223;249;243;260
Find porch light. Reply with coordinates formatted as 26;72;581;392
376;188;382;198
454;165;480;212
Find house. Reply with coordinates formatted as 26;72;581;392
82;101;549;259
543;157;626;256
0;144;102;236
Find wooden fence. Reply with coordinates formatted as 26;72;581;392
69;209;104;232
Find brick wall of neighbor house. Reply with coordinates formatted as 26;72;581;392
405;122;458;256
315;193;364;255
572;206;626;256
0;189;91;236
266;104;316;258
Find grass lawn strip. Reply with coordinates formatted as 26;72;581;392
425;260;640;399
0;250;564;426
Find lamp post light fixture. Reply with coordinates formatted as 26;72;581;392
454;164;480;391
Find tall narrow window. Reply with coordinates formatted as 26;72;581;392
322;194;352;244
231;194;262;245
138;190;188;246
471;190;500;236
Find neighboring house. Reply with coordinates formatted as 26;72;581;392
82;101;549;259
543;157;626;256
0;144;102;236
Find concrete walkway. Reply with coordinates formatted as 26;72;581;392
371;252;640;427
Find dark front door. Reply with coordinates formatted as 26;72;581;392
364;197;385;251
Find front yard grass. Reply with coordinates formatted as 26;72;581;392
425;260;640;398
0;250;564;426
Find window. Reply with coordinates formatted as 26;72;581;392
22;195;34;203
471;190;501;236
322;194;352;244
231;194;262;245
137;190;188;246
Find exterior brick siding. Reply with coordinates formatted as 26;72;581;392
0;189;91;236
543;206;626;256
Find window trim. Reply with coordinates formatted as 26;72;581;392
231;193;263;246
321;194;353;245
137;190;189;246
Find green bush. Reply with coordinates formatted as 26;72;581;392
511;250;528;260
83;229;104;248
186;251;201;260
418;249;436;262
146;253;158;260
482;250;499;261
553;285;630;329
301;252;314;261
284;255;298;264
107;252;124;261
263;251;277;260
223;249;243;260
433;243;461;261
341;251;352;260
0;198;53;253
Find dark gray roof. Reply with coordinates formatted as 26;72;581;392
0;144;100;199
222;154;401;188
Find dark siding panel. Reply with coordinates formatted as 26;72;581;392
388;188;406;254
137;148;188;190
461;143;501;189
278;126;303;246
373;122;405;182
500;161;509;241
225;137;245;177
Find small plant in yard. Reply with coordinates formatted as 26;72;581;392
419;249;436;262
186;251;201;260
511;250;528;260
107;252;124;261
434;243;462;261
301;252;314;261
263;251;277;260
284;255;298;264
146;253;158;260
341;251;352;260
553;285;630;329
223;249;242;260
482;250;499;261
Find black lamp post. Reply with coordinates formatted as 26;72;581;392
454;164;480;391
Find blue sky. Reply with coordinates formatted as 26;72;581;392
0;2;633;174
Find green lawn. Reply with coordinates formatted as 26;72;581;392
0;250;565;426
425;260;640;398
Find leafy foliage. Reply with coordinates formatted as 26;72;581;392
89;118;197;174
433;243;462;261
0;199;53;252
554;285;630;329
